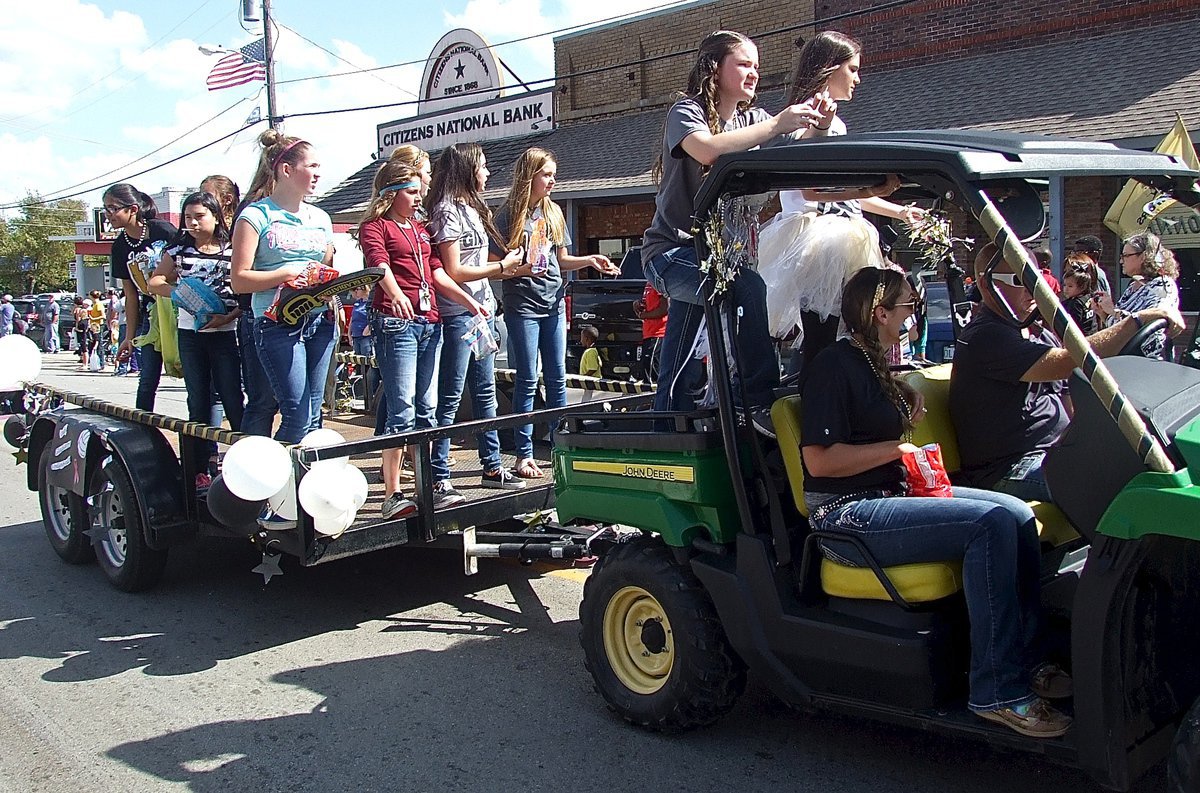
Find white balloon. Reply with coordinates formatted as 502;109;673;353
342;464;369;509
223;436;292;501
301;428;348;470
313;506;355;538
298;466;356;521
0;335;41;391
267;470;298;520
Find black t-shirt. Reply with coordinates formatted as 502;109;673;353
800;339;906;494
1062;294;1097;335
109;219;177;302
948;307;1069;488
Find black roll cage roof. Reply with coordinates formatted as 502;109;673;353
693;129;1200;213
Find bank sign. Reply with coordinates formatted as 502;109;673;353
377;88;554;158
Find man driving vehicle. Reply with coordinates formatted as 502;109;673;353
949;242;1184;501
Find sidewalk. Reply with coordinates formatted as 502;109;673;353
33;351;190;420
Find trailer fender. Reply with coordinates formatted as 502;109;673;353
34;411;190;551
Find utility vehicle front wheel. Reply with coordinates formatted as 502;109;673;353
89;460;168;592
1169;695;1200;793
579;536;746;730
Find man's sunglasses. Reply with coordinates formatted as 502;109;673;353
990;272;1023;288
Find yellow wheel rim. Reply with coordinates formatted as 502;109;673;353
602;585;675;695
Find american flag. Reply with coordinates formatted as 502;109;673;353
206;38;267;91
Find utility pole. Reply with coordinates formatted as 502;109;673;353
262;0;280;130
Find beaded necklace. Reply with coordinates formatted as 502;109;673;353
849;336;913;442
120;220;148;249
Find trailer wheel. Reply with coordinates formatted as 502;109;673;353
38;451;94;565
1169;695;1200;793
579;536;745;730
88;460;168;592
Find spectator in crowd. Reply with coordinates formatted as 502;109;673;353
231;130;335;446
104;182;176;410
949;243;1183;500
1073;235;1111;293
1059;254;1098;335
73;297;89;366
493;147;618;477
0;295;13;338
1094;232;1181;360
148;191;243;493
642;30;821;419
633;282;668;382
357;155;490;517
427;142;530;499
1032;249;1060;294
40;295;60;353
579;325;602;378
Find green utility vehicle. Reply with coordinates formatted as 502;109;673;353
552;131;1200;791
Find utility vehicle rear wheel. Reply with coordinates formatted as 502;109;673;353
579;536;745;730
39;450;94;564
1169;695;1200;793
89;460;168;592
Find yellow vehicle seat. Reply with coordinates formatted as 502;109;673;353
903;366;1078;549
772;394;962;603
772;364;1078;604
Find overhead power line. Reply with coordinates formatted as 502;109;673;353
8;0;919;210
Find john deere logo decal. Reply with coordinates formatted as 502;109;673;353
571;460;695;484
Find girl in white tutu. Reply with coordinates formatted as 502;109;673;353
760;31;924;366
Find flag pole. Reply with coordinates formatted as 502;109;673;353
263;0;279;130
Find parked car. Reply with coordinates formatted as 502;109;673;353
26;295;78;351
565;247;646;379
10;298;38;335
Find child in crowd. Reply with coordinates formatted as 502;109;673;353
579;325;602;378
231;130;335;447
492;147;618;478
1060;254;1098;335
426;142;530;503
148;191;243;493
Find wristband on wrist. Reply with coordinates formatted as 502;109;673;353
815;123;831;131
498;258;507;276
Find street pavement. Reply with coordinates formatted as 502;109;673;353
0;351;1168;792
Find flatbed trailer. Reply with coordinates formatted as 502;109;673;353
16;374;652;592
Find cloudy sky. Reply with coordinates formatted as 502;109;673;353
0;0;683;217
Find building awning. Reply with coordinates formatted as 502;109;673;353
316;19;1200;223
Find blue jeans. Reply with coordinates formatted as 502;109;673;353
993;451;1052;503
506;309;566;460
644;245;777;412
238;312;278;437
811;486;1041;712
177;328;245;471
373;316;439;435
432;312;501;482
135;311;162;412
254;312;335;444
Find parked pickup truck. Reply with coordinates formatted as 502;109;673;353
565;247;646;380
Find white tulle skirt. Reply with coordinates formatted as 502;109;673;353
758;211;885;338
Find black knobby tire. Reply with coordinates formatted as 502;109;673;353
1169;696;1200;793
579;536;746;731
38;450;94;565
89;460;169;592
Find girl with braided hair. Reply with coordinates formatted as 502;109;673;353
800;266;1070;739
642;30;823;419
759;31;924;366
